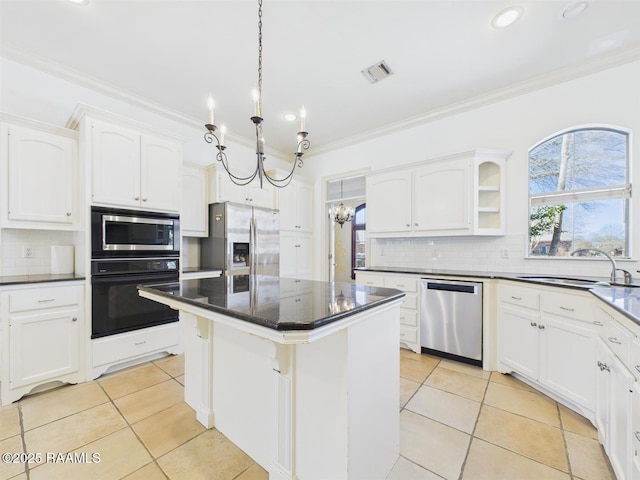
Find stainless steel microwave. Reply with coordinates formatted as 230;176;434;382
91;207;180;258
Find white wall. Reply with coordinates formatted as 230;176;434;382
306;60;640;280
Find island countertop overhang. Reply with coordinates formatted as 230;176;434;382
138;275;405;334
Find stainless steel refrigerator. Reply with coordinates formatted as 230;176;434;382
200;202;280;276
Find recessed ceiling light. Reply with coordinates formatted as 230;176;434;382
562;1;589;20
69;0;90;5
283;113;297;122
491;6;524;29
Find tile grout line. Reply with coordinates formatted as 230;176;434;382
557;402;576;479
96;379;172;480
16;404;30;480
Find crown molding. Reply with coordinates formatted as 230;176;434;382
0;45;291;159
309;46;640;158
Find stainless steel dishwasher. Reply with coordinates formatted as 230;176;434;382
420;279;483;366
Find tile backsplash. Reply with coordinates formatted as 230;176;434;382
369;234;639;279
1;229;75;276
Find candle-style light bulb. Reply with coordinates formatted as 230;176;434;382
300;106;306;132
252;89;260;117
207;94;215;125
220;125;227;146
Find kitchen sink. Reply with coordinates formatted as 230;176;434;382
516;276;609;288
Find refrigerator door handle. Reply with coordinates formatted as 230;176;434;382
251;216;257;273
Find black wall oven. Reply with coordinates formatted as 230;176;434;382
91;207;180;339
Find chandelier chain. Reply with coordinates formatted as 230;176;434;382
257;0;263;115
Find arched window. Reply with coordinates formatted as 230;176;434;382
351;203;366;279
528;126;630;257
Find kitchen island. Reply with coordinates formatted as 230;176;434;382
138;275;405;480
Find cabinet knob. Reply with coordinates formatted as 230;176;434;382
66;212;72;216
593;320;604;326
530;322;537;327
134;196;140;201
142;198;148;202
597;361;610;372
406;224;410;227
415;223;418;226
72;317;77;322
538;324;545;330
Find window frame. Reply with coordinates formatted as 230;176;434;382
527;124;632;259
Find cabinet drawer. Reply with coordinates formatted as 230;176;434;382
356;273;385;288
8;285;82;313
399;326;417;344
400;293;418;310
93;323;180;367
606;320;632;364
541;292;594;324
399;309;418;327
500;285;539;310
384;276;418;293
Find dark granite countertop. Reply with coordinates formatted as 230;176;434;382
357;267;640;327
0;273;86;286
138;275;405;331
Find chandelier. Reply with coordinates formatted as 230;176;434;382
204;0;310;188
332;179;355;228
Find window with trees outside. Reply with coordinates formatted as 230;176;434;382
528;126;631;258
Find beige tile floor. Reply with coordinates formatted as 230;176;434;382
0;350;615;480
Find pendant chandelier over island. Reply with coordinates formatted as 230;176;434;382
204;0;310;189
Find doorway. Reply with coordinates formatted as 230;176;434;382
326;175;366;283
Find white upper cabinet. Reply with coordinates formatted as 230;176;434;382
181;164;208;237
1;120;79;229
208;165;275;209
366;149;509;237
278;178;313;232
90;119;182;212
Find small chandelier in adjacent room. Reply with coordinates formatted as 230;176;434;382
332;179;355;228
203;0;310;188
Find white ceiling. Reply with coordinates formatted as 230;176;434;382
1;0;639;158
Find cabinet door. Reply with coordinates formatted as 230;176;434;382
595;338;612;447
278;182;297;229
9;308;80;388
609;352;634;480
540;315;596;411
296;232;313;279
295;182;314;232
247;182;274;209
366;171;412;233
413;158;471;232
92;120;141;207
498;305;540;379
182;166;207;237
7;126;76;224
141;135;181;212
217;174;249;205
631;384;640;480
280;231;298;278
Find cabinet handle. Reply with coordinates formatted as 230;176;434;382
597;361;610;372
38;298;55;303
530;322;537;327
538;324;545;330
396;284;405;287
134;196;140;201
635;365;640;374
134;341;147;346
593;321;604;326
71;317;77;322
559;306;575;312
66;212;72;216
608;337;622;345
511;296;522;300
635;432;640;442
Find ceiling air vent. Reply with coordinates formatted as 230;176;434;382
361;60;394;84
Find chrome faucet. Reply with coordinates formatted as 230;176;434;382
571;248;633;285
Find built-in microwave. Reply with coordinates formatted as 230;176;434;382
91;207;180;258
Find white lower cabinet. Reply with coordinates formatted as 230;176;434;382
498;282;598;416
355;271;420;353
89;322;182;379
0;282;84;406
631;382;640;480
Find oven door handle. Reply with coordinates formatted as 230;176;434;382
91;272;178;284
